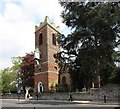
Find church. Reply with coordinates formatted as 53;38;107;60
34;16;71;92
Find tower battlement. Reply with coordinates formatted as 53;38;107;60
35;16;60;33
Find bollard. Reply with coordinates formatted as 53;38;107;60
104;95;106;103
103;90;107;103
36;93;39;100
17;93;20;100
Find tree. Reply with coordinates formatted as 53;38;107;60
20;52;34;89
11;56;23;71
11;56;23;81
112;66;120;84
0;68;16;93
57;2;120;90
11;56;23;93
0;54;34;94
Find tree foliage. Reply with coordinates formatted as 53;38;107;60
11;56;23;80
0;68;16;93
20;52;34;88
0;53;35;93
11;56;23;70
57;2;120;90
112;67;120;84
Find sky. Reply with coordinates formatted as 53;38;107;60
0;0;70;70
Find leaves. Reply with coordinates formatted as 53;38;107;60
0;68;16;92
57;2;120;90
20;52;34;87
0;53;35;92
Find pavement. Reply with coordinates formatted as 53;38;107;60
19;99;119;105
1;99;120;107
1;100;120;109
16;98;120;105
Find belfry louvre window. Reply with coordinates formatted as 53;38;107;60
52;33;56;46
54;66;57;71
39;33;43;45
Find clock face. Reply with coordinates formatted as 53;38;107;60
34;48;40;59
35;52;39;59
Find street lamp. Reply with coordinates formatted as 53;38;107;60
16;70;22;100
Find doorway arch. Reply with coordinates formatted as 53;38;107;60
38;82;43;93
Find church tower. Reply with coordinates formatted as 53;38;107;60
34;16;60;92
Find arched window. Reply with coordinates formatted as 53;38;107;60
54;66;57;71
52;33;56;46
39;33;43;45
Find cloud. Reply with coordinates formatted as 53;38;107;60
0;0;70;70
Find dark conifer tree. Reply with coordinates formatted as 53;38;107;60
56;2;120;90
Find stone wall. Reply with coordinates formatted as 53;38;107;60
36;92;91;100
90;84;120;101
2;84;119;102
38;84;120;101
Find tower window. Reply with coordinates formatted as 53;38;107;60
54;66;57;71
39;33;43;45
52;33;56;46
40;53;42;60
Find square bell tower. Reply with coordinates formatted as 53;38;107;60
34;16;60;92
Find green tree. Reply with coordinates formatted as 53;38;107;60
57;2;120;90
0;68;16;93
11;56;23;93
11;56;23;81
0;55;34;94
112;66;120;84
11;56;23;71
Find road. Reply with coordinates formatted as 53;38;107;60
1;99;120;109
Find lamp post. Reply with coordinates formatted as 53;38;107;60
16;70;22;100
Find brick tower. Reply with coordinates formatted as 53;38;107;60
34;16;60;92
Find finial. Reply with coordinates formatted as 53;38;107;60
44;16;50;24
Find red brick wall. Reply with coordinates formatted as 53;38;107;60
47;25;59;91
35;26;48;62
48;72;58;91
34;23;60;92
34;73;48;92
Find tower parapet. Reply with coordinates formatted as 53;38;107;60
35;16;60;33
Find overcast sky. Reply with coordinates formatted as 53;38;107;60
0;0;71;70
